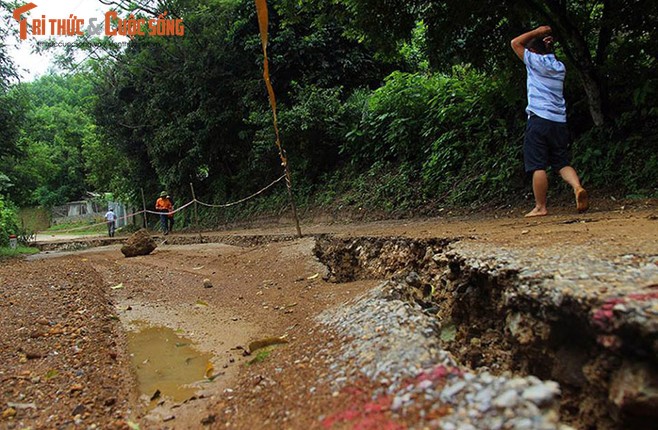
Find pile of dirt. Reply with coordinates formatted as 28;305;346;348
121;229;157;257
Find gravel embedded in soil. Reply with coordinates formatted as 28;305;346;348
0;259;136;429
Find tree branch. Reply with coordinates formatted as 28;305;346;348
596;0;613;66
98;0;160;17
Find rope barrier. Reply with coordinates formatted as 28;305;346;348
195;174;286;208
36;210;145;235
34;174;287;236
143;199;196;216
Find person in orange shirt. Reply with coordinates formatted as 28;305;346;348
155;191;173;235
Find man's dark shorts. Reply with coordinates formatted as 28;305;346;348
523;115;571;173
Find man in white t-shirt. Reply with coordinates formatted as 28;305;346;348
511;26;588;217
105;208;116;237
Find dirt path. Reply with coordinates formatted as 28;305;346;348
34;233;104;242
2;202;657;429
85;239;375;426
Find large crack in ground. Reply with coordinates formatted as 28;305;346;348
313;235;658;430
17;228;658;429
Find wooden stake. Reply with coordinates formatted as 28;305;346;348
190;182;199;226
284;169;302;237
140;188;147;229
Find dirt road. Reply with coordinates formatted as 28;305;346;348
1;200;657;429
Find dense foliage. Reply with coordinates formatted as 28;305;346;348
342;67;525;204
2;75;103;207
0;1;20;178
0;195;18;246
0;0;656;225
90;0;394;206
0;1;21;244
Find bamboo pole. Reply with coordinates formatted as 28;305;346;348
140;188;147;229
190;182;199;226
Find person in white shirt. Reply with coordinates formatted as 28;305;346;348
511;25;588;218
105;208;116;237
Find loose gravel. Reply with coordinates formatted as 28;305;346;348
317;280;574;430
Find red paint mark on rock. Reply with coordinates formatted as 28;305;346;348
591;291;658;332
627;291;658;301
322;385;402;430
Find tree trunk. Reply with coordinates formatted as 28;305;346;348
574;66;606;126
556;25;607;126
596;0;614;65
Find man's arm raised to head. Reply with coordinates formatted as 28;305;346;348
510;26;552;61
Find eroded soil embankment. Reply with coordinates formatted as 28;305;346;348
34;233;300;253
313;235;658;430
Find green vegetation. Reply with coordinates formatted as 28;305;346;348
0;0;656;228
2;75;102;208
45;220;106;236
0;245;40;259
247;348;273;365
0;195;19;246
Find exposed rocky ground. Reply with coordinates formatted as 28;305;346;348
0;259;136;429
1;200;657;429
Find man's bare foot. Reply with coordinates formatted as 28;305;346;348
525;207;548;217
576;187;589;212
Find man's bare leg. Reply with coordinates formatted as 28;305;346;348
559;166;588;212
526;169;549;217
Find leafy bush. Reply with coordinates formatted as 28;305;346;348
343;66;526;205
0;195;19;247
247;84;359;190
553;53;658;198
572;98;658;198
342;71;443;165
420;67;525;203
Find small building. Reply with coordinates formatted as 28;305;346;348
51;194;133;228
52;200;100;219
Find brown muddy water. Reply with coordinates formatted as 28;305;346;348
126;323;214;404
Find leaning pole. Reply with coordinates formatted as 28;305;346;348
254;0;303;238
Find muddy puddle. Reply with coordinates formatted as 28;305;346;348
126;323;214;405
